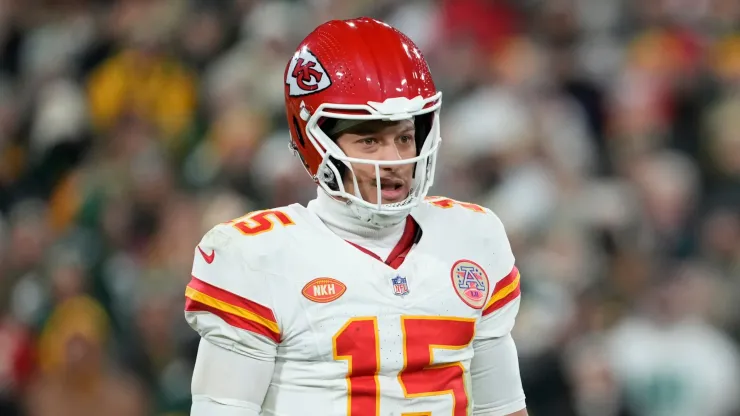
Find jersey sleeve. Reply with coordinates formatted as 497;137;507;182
476;211;521;340
191;339;273;416
184;224;280;361
470;334;526;415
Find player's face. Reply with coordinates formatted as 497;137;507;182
335;120;417;204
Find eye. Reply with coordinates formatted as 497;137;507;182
397;134;414;144
358;137;377;146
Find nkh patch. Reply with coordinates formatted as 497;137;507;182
391;275;409;297
301;277;347;303
450;259;490;309
286;47;332;96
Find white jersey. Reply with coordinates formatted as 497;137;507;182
185;197;522;416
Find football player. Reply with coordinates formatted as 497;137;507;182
185;17;527;416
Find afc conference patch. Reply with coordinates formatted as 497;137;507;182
450;259;490;309
391;275;409;297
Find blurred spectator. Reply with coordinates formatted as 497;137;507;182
606;262;740;416
25;295;147;416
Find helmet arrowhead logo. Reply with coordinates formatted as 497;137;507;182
286;48;332;96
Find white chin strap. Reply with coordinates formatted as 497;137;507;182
347;199;411;227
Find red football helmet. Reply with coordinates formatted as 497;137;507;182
284;17;442;221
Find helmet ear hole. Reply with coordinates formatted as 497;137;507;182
291;116;306;148
290;115;313;175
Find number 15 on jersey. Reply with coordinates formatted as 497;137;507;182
333;316;476;416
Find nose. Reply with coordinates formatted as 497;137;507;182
379;141;403;169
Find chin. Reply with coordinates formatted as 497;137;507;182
381;191;411;205
380;197;406;205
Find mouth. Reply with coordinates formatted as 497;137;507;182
373;178;408;203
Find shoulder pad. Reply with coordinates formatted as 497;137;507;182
415;196;508;238
421;196;488;214
201;204;304;261
417;196;491;224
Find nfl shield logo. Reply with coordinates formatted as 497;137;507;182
391;276;409;297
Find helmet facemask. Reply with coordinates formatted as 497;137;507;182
301;94;442;226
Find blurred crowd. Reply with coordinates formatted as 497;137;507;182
0;0;739;415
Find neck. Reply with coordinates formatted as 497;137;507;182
307;188;407;240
